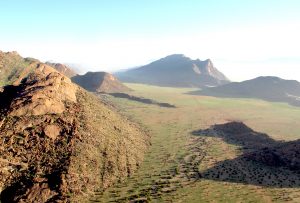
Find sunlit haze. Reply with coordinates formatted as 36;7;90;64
1;0;300;81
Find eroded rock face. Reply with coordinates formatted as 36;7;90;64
8;64;77;116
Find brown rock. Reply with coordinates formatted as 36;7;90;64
23;183;57;203
44;125;61;140
9;64;77;116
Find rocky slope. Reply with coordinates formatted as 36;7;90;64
0;51;76;85
0;62;149;202
115;54;229;88
0;51;37;86
72;71;131;93
46;62;78;78
194;76;300;107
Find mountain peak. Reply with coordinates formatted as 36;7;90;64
161;54;190;62
165;54;186;58
116;54;229;88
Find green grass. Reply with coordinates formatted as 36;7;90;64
92;83;300;203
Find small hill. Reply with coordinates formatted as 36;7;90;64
115;54;229;88
46;62;78;78
194;76;300;107
0;61;148;202
72;71;131;93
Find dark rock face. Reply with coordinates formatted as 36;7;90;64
116;54;229;88
72;72;131;93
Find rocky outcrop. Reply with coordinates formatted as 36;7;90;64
0;62;149;202
8;64;77;116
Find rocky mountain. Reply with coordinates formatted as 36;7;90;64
0;55;149;202
194;76;300;107
46;62;78;78
72;71;131;93
115;54;229;88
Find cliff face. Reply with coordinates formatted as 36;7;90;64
0;63;149;202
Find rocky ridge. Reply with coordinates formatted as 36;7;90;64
0;62;149;202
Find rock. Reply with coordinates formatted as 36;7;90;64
9;64;77;116
44;125;61;140
22;183;57;203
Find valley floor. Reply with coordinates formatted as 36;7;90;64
90;83;300;203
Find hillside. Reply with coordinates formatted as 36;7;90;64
72;71;131;93
194;76;300;107
115;54;229;88
0;51;76;85
46;62;78;78
0;63;149;202
0;51;38;86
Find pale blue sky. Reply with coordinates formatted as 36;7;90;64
1;0;300;81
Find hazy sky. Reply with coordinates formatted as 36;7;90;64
1;0;300;81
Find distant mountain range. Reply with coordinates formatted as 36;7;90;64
193;76;300;107
115;54;229;88
72;71;131;93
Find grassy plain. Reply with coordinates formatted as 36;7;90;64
91;83;300;203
